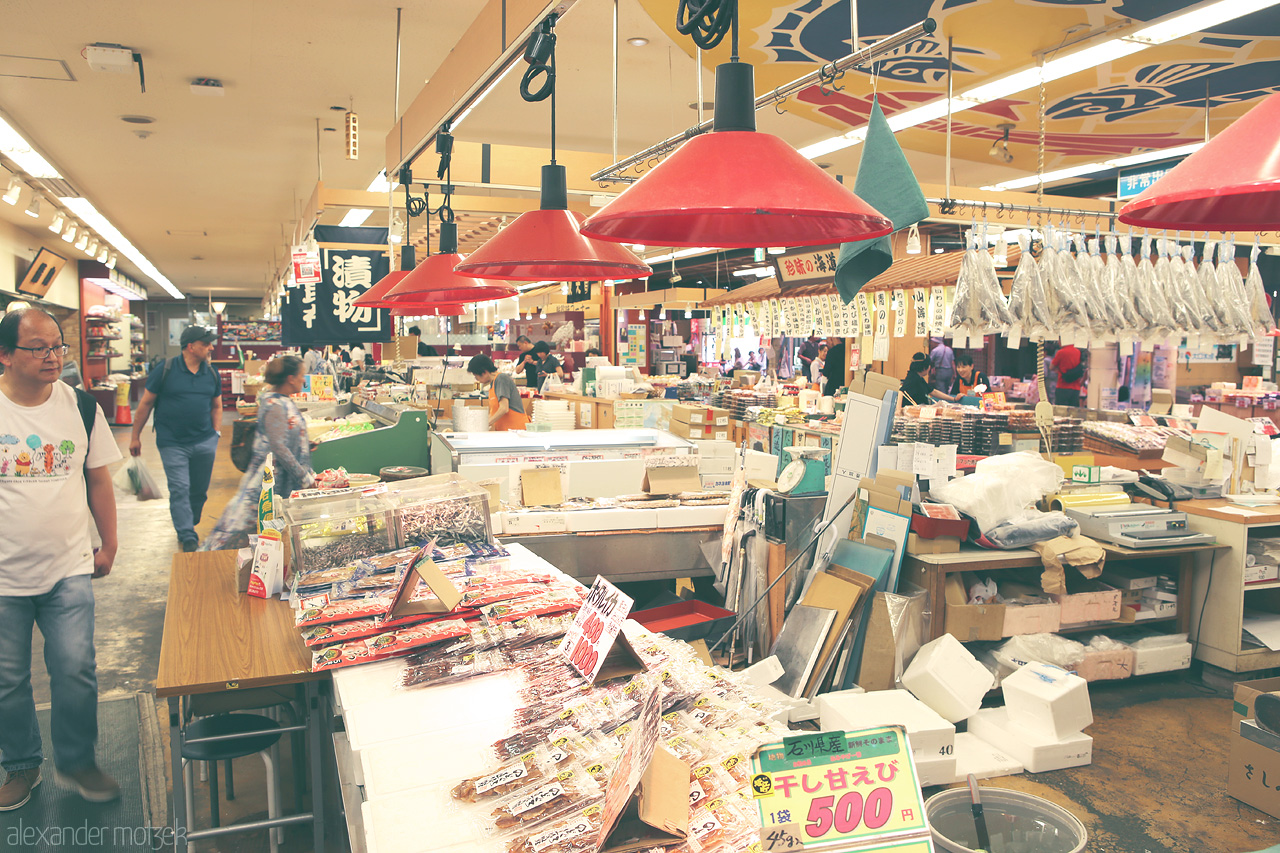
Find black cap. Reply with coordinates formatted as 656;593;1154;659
180;325;217;347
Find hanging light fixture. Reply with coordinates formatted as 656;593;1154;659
579;1;892;249
62;222;77;243
1119;91;1280;231
455;15;651;282
354;244;417;307
388;211;405;244
2;176;21;206
49;211;65;233
383;154;517;304
389;302;467;317
906;224;922;254
23;195;40;218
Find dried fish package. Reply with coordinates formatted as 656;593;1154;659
1106;236;1139;333
1217;239;1255;338
970;231;1014;331
1008;233;1053;339
1046;230;1090;341
1178;243;1216;336
1156;239;1194;334
1192;241;1224;335
1247;242;1277;335
1082;236;1123;334
1134;235;1175;339
945;236;982;340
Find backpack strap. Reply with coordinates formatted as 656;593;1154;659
73;387;97;449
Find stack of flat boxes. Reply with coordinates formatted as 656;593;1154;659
692;439;734;491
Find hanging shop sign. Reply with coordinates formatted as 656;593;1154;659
775;248;840;289
892;291;907;338
292;246;321;285
282;248;392;346
750;726;930;852
1117;164;1177;200
928;287;946;337
911;290;928;338
567;281;593;304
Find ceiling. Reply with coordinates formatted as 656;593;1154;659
1;0;1277;305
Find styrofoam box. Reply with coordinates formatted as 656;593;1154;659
1001;661;1092;739
913;754;958;787
566;508;657;533
655;505;727;528
902;634;995;724
699;458;734;475
817;688;955;760
501;511;569;535
744;449;779;480
490;511;504;535
566;459;646;498
967;707;1093;773
953;732;1023;781
1130;638;1193;676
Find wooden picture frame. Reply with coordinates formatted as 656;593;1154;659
16;247;67;299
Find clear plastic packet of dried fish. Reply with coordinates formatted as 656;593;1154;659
1176;242;1216;339
1045;229;1090;341
968;232;1014;331
484;767;601;834
451;745;555;802
1188;239;1224;335
1134;235;1176;340
1218;239;1256;340
1104;236;1139;334
399;647;510;689
944;240;982;341
501;800;605;853
1247;242;1277;335
1072;235;1110;335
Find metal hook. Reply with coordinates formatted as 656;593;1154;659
773;88;789;115
817;63;844;97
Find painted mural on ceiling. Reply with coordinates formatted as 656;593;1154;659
637;0;1280;171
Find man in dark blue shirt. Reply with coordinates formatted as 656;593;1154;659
129;325;223;551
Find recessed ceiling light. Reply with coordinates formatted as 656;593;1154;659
120;115;155;124
627;37;649;47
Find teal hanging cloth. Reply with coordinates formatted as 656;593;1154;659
833;97;929;303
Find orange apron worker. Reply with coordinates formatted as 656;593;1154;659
467;354;529;431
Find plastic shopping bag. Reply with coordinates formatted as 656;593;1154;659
114;457;164;501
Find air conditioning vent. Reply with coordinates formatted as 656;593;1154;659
38;178;79;199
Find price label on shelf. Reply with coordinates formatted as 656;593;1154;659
751;726;929;850
558;576;633;681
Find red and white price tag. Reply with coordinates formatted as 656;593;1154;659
558;576;633;681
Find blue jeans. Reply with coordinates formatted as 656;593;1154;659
0;574;98;773
158;432;219;544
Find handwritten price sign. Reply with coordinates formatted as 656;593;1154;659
559;576;633;680
751;726;930;850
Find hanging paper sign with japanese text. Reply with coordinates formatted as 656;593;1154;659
751;726;930;851
821;295;836;337
282;247;391;346
892;291;907;338
874;292;889;340
928;287;946;336
775;248;840;289
857;293;872;337
912;290;928;338
559;576;633;681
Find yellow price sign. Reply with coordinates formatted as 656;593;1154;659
751;726;931;850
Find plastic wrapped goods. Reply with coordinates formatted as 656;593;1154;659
929;452;1065;534
1044;230;1089;342
1191;241;1224;335
1156;238;1194;334
970;232;1014;330
1217;239;1254;338
1133;235;1175;340
979;510;1080;550
1008;233;1054;340
1248;243;1277;335
1105;236;1139;333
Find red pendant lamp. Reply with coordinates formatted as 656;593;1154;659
1119;92;1280;231
454;15;651;282
353;245;416;308
385;221;517;303
389;302;467;317
580;3;892;249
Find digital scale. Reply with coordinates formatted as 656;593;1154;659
777;446;830;496
1064;503;1216;549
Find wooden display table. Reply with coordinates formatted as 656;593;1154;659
902;541;1221;643
156;551;329;852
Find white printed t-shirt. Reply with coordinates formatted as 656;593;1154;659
0;382;122;595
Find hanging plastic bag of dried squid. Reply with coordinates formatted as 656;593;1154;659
1177;242;1217;342
1217;238;1256;342
1191;239;1224;337
1045;228;1090;343
1247;241;1277;336
1155;238;1195;336
1081;235;1125;337
1105;235;1140;336
970;225;1014;332
1007;232;1054;341
1134;234;1176;342
945;235;983;344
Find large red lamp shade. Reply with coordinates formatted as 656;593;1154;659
1119;91;1280;231
581;62;893;249
389;301;468;317
353;245;415;308
454;165;652;281
385;222;518;303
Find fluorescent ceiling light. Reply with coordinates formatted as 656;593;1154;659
61;197;183;298
366;170;398;193
800;0;1280;161
0;115;61;179
340;208;373;227
732;266;774;277
452;60;522;129
981;142;1204;190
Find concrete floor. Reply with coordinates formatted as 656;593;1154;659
11;418;1280;852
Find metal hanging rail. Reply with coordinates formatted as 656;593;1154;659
590;17;937;185
926;196;1118;228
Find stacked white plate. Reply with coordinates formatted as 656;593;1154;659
532;399;576;430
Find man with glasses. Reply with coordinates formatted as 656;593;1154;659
0;306;122;810
129;325;223;551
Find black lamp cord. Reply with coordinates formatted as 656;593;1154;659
677;0;735;52
520;16;558;163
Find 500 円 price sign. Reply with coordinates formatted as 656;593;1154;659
751;726;932;851
558;576;633;681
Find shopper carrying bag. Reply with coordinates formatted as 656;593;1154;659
201;355;316;551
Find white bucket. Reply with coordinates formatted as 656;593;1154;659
925;787;1087;853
